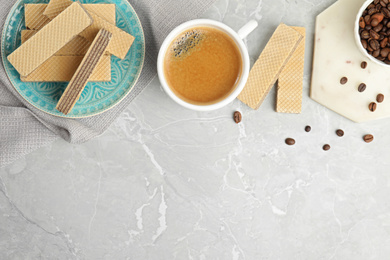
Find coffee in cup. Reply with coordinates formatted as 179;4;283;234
163;26;242;105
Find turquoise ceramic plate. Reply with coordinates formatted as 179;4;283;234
1;0;145;118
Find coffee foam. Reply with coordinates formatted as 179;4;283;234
169;29;205;59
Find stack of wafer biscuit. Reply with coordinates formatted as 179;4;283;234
7;0;135;115
238;23;306;114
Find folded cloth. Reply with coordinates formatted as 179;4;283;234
0;0;217;167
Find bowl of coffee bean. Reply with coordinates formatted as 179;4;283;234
355;0;390;66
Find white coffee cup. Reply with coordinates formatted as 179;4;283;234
157;19;258;111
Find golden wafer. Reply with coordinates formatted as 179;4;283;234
238;23;303;110
25;3;116;27
43;0;72;20
276;27;306;113
79;11;134;59
8;2;92;76
21;30;91;56
21;55;111;82
44;0;134;59
24;4;51;30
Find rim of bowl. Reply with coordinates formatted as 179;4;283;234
354;0;390;67
157;19;250;111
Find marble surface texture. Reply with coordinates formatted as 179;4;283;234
2;0;390;259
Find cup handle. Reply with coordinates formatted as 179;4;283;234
237;20;258;40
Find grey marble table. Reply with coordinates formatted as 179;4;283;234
2;0;390;259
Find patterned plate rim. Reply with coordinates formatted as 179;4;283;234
1;0;145;118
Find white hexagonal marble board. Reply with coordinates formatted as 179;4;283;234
311;0;390;123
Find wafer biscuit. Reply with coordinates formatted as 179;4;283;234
79;11;134;59
8;2;92;76
276;27;306;113
44;0;134;59
44;0;116;24
43;0;72;20
56;29;112;115
26;3;116;28
25;4;50;30
238;24;303;110
21;30;91;56
21;55;111;82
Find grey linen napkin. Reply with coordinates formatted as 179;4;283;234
0;0;216;167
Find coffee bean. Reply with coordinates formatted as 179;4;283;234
285;138;295;146
358;83;367;92
370;29;380;39
381;0;387;7
369;102;377;112
363;134;374;143
361;30;370;39
377;93;385;102
373;49;381;57
372;18;380;27
369;8;378;15
375;0;380;4
323;144;331;151
381;37;388;47
336;129;344;137
365;15;372;24
381;47;390;57
360;17;366;28
370;39;380;50
362;39;368;49
372;12;385;23
374;23;384;32
305;126;311;132
340;77;348;85
233;111;242;123
383;7;390;17
366;25;373;30
361;61;368;68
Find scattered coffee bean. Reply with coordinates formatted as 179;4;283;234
340;77;348;85
323;144;331;151
285;138;295;146
233;111;242;124
377;93;385;102
305;126;311;132
361;61;368;68
363;134;374;143
336;129;344;137
369;102;377;112
358;83;367;92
